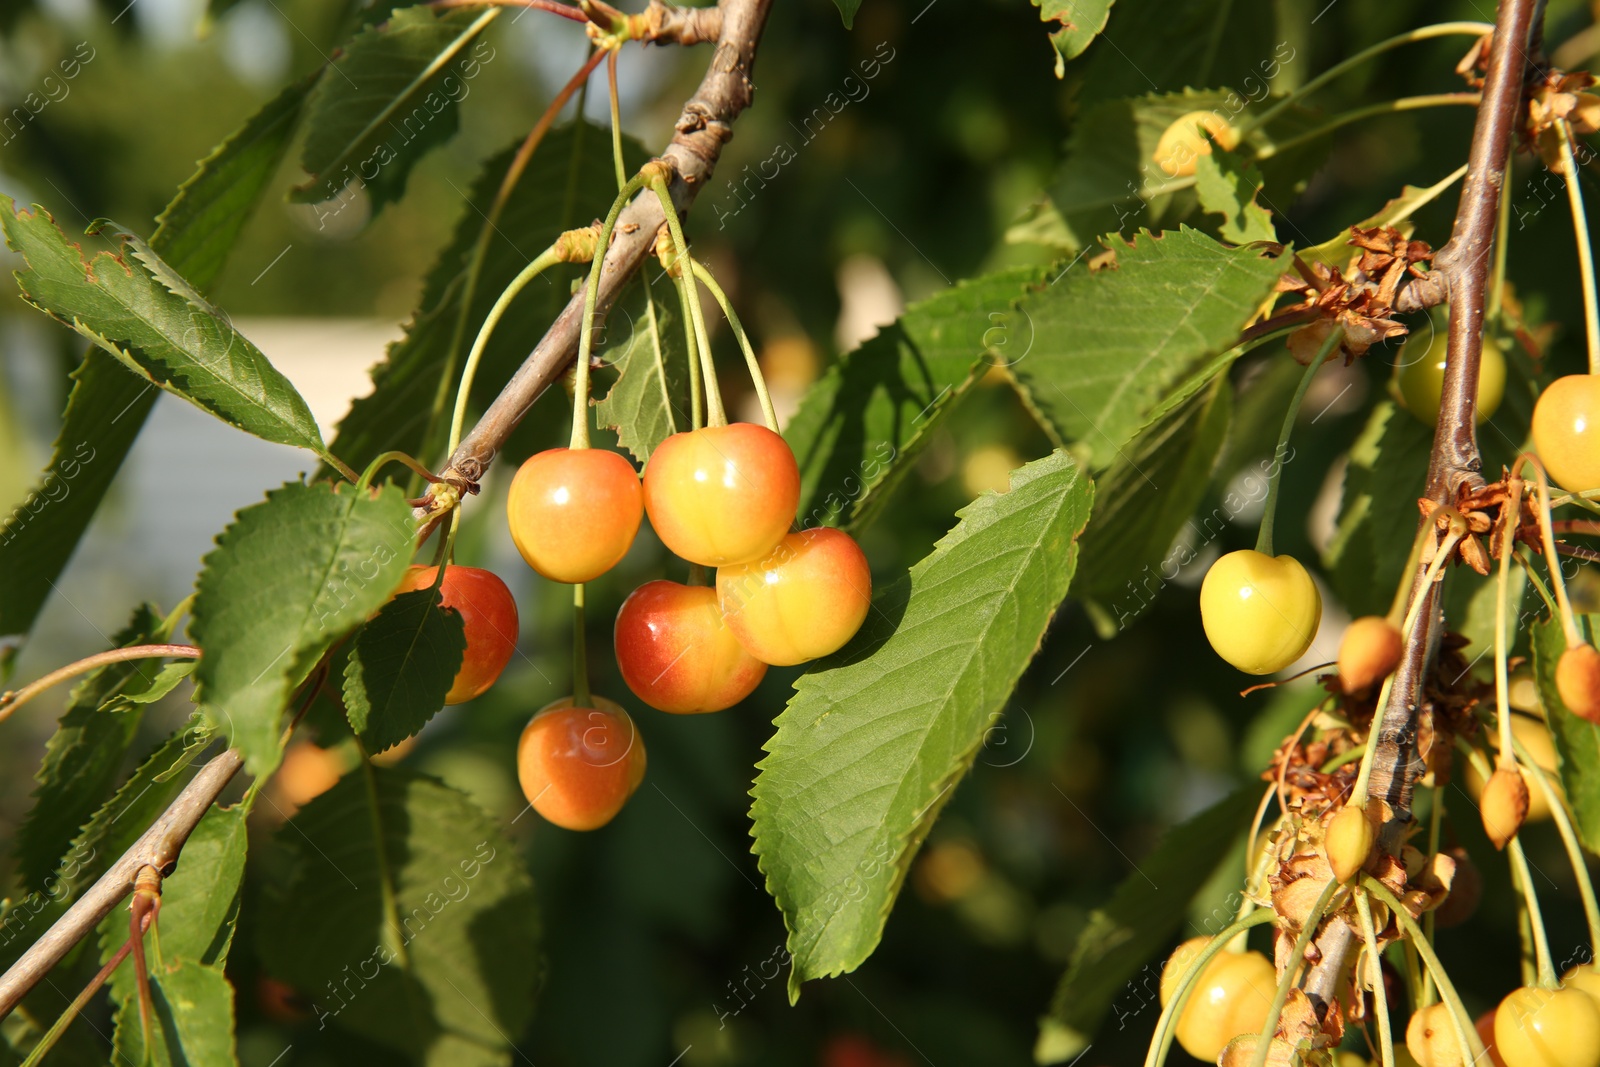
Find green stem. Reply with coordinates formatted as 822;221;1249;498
606;49;627;192
1363;878;1487;1063
1515;545;1560;619
651;178;726;426
1495;478;1523;766
1246;879;1340;1067
573;583;591;707
1143;910;1277;1067
358;450;439;492
1509;836;1558;987
1256;327;1340;556
1489;149;1514;321
1510;730;1600;949
1233;21;1493;140
1558;121;1600;376
1355;891;1396;1067
1420;784;1443;1007
691;258;778;431
574;173;652;450
1256;94;1481;162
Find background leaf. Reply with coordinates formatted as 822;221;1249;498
1036;787;1260;1063
1;201;327;458
1034;0;1114;75
1536;614;1600;854
1008;227;1283;468
343;586;467;752
751;451;1093;997
190;481;414;777
0;85;306;651
293;5;498;211
258;767;539;1065
785;266;1047;530
595;280;691;465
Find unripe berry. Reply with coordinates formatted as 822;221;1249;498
1467;715;1561;823
1481;766;1531;850
1324;802;1376;883
1407;1002;1469;1067
1338;615;1403;692
1556;644;1600;723
1396;325;1506;426
1494;985;1600;1067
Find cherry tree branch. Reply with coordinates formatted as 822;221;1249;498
428;0;772;494
0;748;244;1019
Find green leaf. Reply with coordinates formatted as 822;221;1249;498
293;5;498;211
258;767;539;1063
342;587;467;752
1536;615;1600;854
190;481;414;777
1299;168;1466;270
1;201;327;459
596;279;691;464
111;961;238;1067
1323;401;1430;617
1036;788;1260;1063
1075;377;1232;627
832;0;861;28
116;659;197;707
1008;227;1283;468
786;266;1048;530
0;85;307;651
327;121;646;476
11;603;175;893
752;451;1094;998
1194;151;1276;244
1034;0;1114;76
1075;0;1286;103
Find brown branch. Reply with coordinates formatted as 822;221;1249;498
0;748;244;1019
430;0;772;494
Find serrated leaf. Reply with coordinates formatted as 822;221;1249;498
343;587;467;752
1075;376;1231;625
258;767;539;1062
327;122;646;475
11;603;175;894
0;85;307;651
596;279;691;464
117;659;197;706
111;961;238;1067
191;481;414;777
1;200;328;459
1194;151;1276;244
752;451;1093;998
1299;166;1467;270
294;5;497;211
1037;788;1259;1063
786;266;1048;530
1535;615;1600;854
1034;0;1114;76
1008;227;1283;468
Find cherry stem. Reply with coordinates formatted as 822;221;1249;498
1557;121;1600;375
1386;505;1466;627
1141;909;1276;1067
691;258;778;432
1246;878;1339;1067
576;172;653;450
0;644;201;728
358;451;441;492
1489;149;1514;321
1509;728;1600;947
650;176;727;426
1495;473;1527;770
1515;545;1561;617
1419;785;1443;1007
606;50;626;192
1354;891;1396;1067
1232;21;1493;141
1510;836;1559;987
1253;93;1481;163
1256;327;1340;557
573;583;591;708
130;867;160;1050
1516;456;1586;647
1363;877;1487;1062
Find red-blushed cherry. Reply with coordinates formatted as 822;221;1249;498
614;580;766;714
394;565;518;704
506;447;642;583
641;423;800;567
715;527;871;666
516;696;646;830
1532;374;1600;493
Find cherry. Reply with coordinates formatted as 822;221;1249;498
1556;644;1600;723
716;528;872;666
614;580;767;714
1396;327;1506;427
1478;1009;1511;1067
1339;615;1403;692
1563;964;1600;1002
1532;374;1600;493
1199;550;1322;675
1494;986;1600;1067
506;447;643;584
1407;1002;1469;1067
1158;937;1276;1063
1480;766;1531;849
515;696;646;831
641;423;801;567
394;565;518;704
1466;714;1561;824
1153;110;1239;178
1324;803;1375;883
